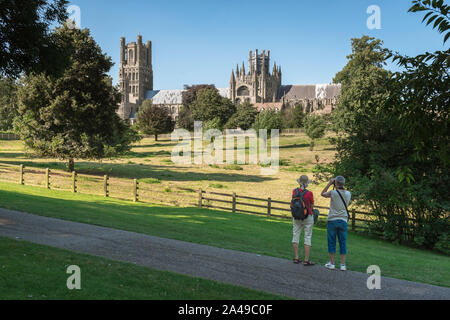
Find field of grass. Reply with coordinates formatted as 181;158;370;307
0;133;337;208
0;181;449;288
0;236;287;300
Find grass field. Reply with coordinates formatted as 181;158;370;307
0;236;287;300
0;181;449;288
0;133;337;208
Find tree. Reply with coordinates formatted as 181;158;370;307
136;100;175;141
225;101;258;130
315;0;450;252
304;114;326;151
190;88;236;128
0;77;18;131
0;0;69;78
15;25;139;172
177;105;194;131
252;109;282;135
177;84;216;131
281;103;305;128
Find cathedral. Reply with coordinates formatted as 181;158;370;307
117;36;341;122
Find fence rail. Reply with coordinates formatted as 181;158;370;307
0;133;20;140
0;162;384;232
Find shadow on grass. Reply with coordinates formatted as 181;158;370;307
0;152;25;159
279;143;310;149
0;160;274;182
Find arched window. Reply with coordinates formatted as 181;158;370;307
129;50;134;62
237;86;249;96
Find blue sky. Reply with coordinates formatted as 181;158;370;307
68;0;448;90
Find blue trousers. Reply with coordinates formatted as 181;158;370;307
327;220;348;255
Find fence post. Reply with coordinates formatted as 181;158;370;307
267;197;271;217
198;188;203;208
19;164;24;185
232;192;236;213
104;175;109;197
72;171;77;193
133;179;138;202
352;209;356;231
45;168;50;189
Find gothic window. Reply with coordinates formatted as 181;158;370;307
129;50;134;63
237;86;249;96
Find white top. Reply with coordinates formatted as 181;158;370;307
328;189;351;222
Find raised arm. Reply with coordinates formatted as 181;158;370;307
321;178;335;198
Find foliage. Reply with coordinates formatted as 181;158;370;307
316;1;450;253
224;101;258;130
0;0;69;78
177;105;194;131
190;88;236;128
0;77;18;131
14;25;139;172
251;109;282;135
281;103;305;129
304;114;326;150
136;100;175;141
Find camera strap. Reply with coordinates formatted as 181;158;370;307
336;189;350;222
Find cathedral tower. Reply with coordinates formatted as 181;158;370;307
229;49;282;105
118;35;153;119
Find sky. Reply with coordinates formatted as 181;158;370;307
67;0;448;90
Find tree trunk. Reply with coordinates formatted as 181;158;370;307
68;158;75;172
309;140;315;151
155;134;158;141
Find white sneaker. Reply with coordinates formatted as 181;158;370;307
340;264;347;271
324;262;335;270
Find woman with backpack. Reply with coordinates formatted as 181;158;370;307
291;175;315;266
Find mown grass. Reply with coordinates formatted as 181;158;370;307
0;181;449;288
0;133;337;207
0;236;287;300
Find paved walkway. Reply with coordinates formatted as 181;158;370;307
0;208;449;300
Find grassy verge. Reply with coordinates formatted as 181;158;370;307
0;236;287;300
0;181;449;288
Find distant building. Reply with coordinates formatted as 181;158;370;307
117;36;341;123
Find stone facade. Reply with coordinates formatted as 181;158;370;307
117;37;341;122
117;35;153;120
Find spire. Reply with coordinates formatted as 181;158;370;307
230;70;235;84
273;61;277;75
241;61;245;77
236;64;239;76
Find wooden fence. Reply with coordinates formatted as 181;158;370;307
198;189;375;232
0;162;379;232
0;133;20;140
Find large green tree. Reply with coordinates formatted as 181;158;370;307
225;101;258;130
190;88;236;129
136;100;175;141
0;77;18;131
15;25;138;172
177;84;216;130
281;103;305;129
317;0;449;252
304;114;326;151
0;0;68;78
252;109;282;136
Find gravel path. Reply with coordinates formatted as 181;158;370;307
0;208;448;300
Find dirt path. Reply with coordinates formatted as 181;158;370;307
0;208;448;300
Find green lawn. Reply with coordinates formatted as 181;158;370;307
0;181;449;288
0;236;287;300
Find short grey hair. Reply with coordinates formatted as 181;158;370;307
335;176;346;186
